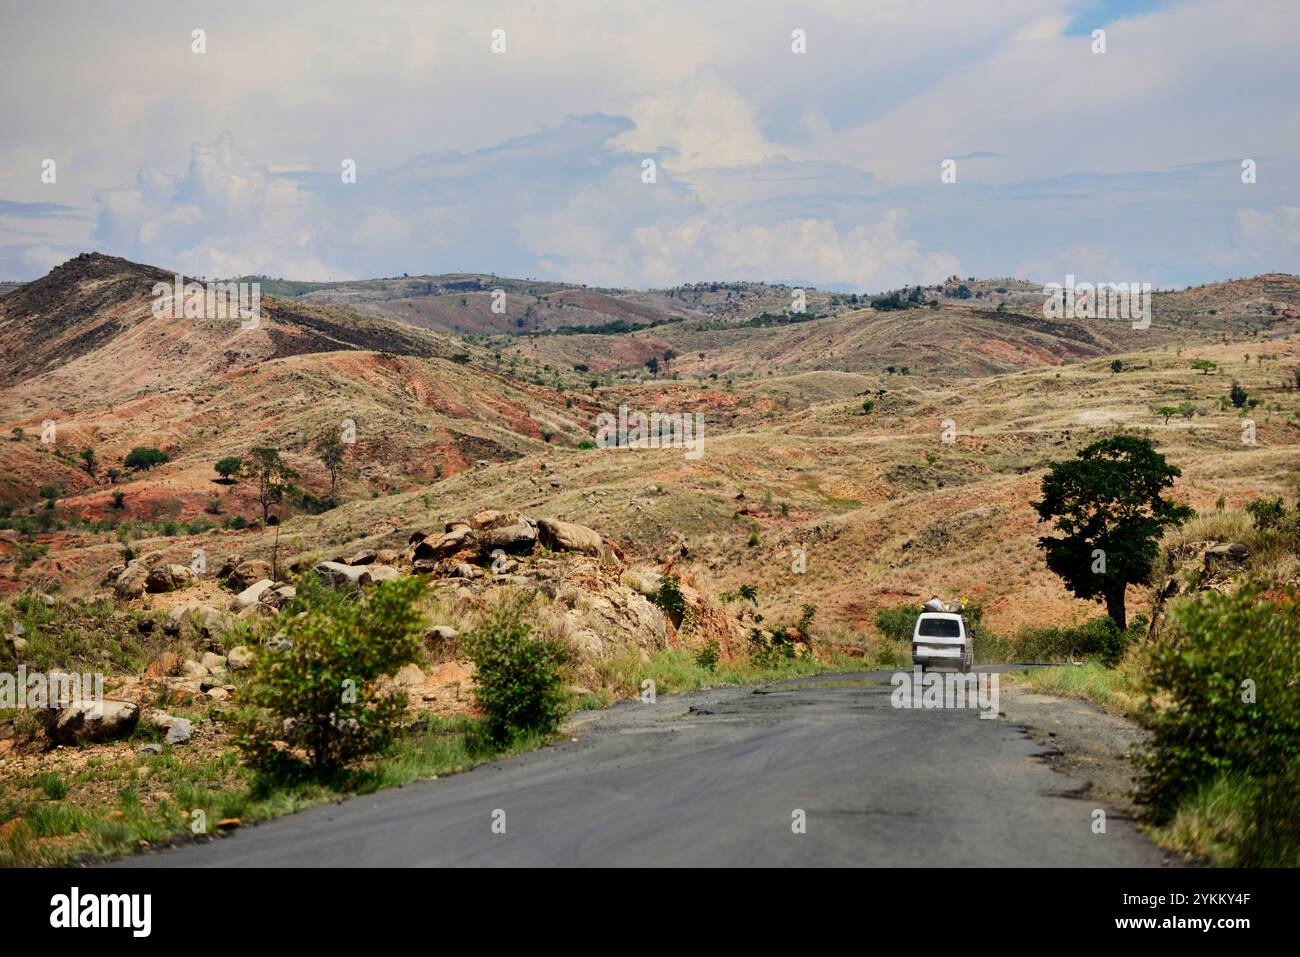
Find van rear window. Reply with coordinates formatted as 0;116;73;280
918;618;961;638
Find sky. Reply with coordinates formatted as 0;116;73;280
0;0;1296;291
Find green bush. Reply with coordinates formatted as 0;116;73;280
462;601;568;746
874;604;920;642
236;573;426;776
1137;583;1300;823
695;640;720;671
651;573;687;626
1014;614;1143;667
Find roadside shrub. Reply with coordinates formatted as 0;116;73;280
874;604;920;642
462;601;568;746
236;573;426;776
1013;614;1143;667
695;640;720;671
1136;583;1300;823
651;573;687;627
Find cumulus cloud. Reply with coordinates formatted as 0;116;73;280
0;0;1296;287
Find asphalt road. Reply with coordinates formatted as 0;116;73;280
118;666;1174;867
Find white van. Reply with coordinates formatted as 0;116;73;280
912;612;973;673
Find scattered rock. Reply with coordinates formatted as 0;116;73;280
200;652;227;674
138;743;163;756
260;583;296;609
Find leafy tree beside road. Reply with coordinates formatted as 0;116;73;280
1034;435;1193;629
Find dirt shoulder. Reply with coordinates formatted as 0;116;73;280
1001;686;1152;824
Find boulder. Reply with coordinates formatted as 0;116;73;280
146;563;197;593
230;559;273;589
193;604;230;639
231;579;275;610
538;518;604;556
260;584;296;609
114;561;152;599
314;561;402;589
1205;542;1250;563
40;699;139;745
200;652;227;674
227;645;254;670
147;711;193;745
479;521;537;555
412;525;476;562
338;549;377;566
236;601;276;621
425;625;459;643
144;651;181;678
394;663;426;688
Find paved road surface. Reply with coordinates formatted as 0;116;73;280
117;666;1174;867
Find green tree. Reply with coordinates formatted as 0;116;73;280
1110;359;1124;373
242;447;298;523
105;467;121;484
124;446;169;471
78;447;97;476
314;426;346;506
1155;405;1179;425
214;456;243;483
1229;381;1248;408
1034;435;1193;629
1191;358;1216;375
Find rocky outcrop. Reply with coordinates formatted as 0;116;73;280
1149;539;1255;640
